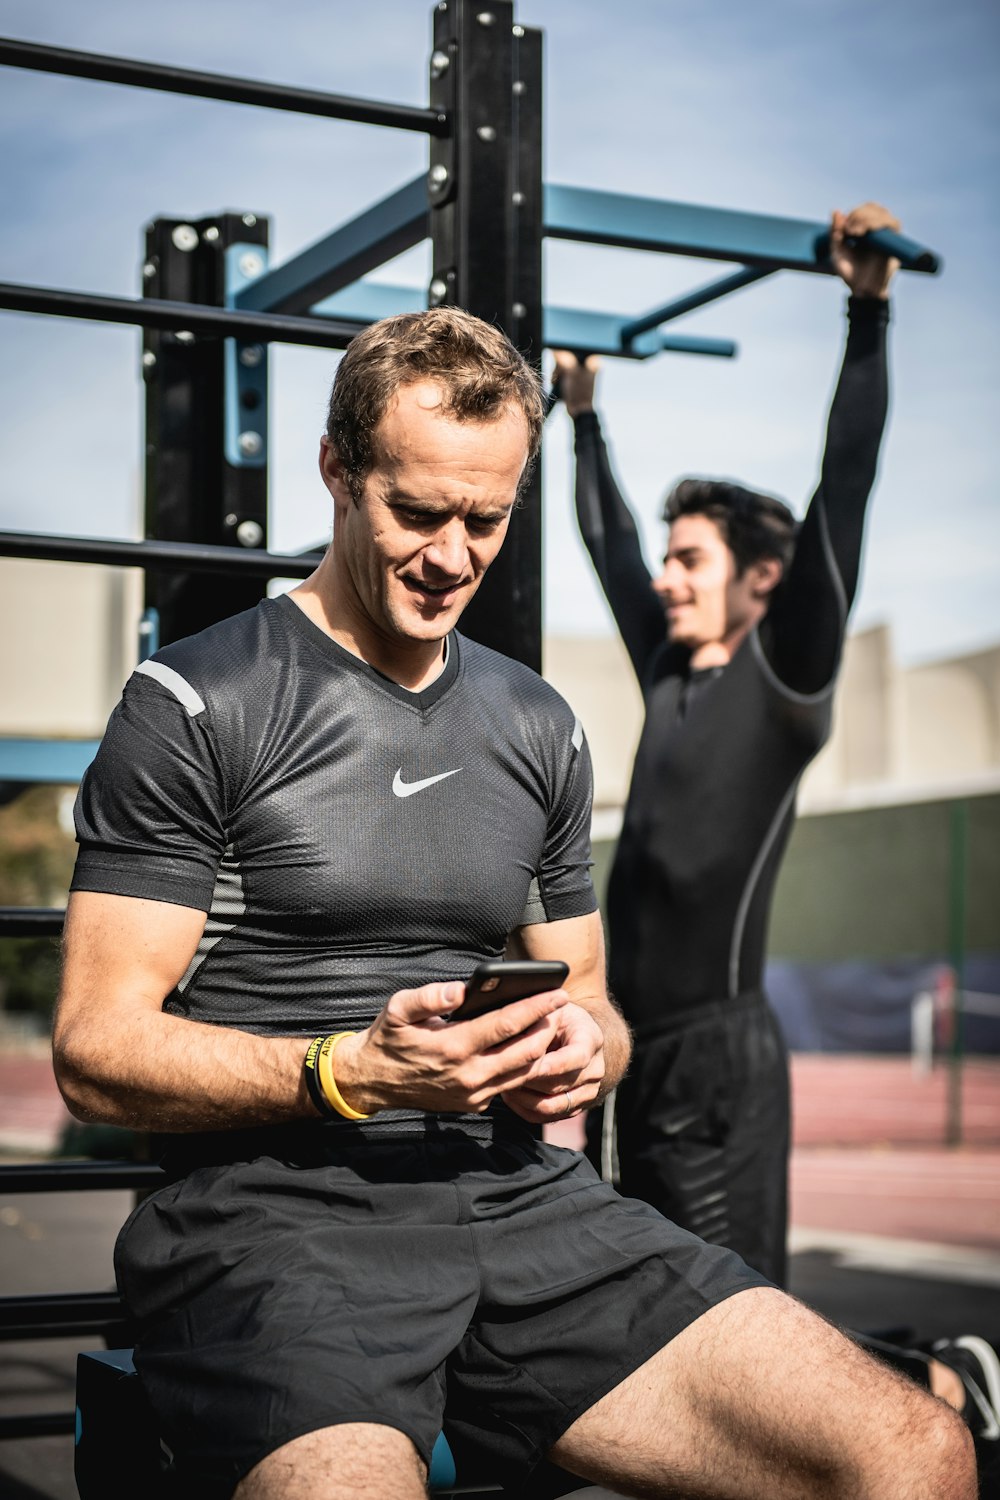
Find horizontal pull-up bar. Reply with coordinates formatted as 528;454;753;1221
0;37;447;135
0;281;362;349
544;185;941;275
0;529;324;578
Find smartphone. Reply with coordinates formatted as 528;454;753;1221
448;959;569;1022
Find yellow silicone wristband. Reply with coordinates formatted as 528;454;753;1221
315;1032;370;1121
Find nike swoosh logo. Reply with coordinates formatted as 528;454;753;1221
392;767;462;799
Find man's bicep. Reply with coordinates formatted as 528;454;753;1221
57;891;207;1025
510;910;607;1008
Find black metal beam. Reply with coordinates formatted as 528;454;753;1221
429;0;543;675
0;280;362;349
0;530;323;578
0;1162;165;1193
0;906;64;936
0;1412;76;1441
0;36;447;135
0;1292;129;1342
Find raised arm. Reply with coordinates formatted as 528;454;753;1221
553;352;666;682
763;203;898;694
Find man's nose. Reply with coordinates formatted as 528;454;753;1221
652;560;675;597
424;520;469;577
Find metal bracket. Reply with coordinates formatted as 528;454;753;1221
224;242;270;474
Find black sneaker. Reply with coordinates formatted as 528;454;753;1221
933;1334;1000;1441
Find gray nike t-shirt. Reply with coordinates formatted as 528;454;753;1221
72;595;597;1042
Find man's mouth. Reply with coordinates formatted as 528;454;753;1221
402;575;468;605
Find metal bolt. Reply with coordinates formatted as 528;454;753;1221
430;49;450;78
512;79;526;95
236;520;265;547
239;344;265;368
171;224;199;252
437;2;447;10
476;125;497;143
142;350;157;370
238;250;265;280
477;10;495;24
203;226;220;243
225;513;239;527
429;163;450;190
428;277;449;305
511;191;526;206
512;302;527;319
237;431;264;458
512;24;525;36
142;261;157;280
242;213;257;227
175;330;195;345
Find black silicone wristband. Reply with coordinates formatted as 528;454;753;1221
303;1036;339;1119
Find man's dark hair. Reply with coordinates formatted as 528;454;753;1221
662;478;799;574
326;307;545;497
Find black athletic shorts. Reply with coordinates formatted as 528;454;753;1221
115;1124;768;1497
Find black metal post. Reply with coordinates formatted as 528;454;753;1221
142;212;271;644
429;1;543;672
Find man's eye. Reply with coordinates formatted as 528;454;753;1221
468;515;504;535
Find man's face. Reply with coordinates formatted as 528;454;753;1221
320;380;529;647
651;512;768;650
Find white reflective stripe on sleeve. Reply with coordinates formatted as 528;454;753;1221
135;659;207;717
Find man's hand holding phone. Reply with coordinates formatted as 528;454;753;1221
449;959;605;1124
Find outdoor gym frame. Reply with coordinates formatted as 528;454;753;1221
0;3;940;1457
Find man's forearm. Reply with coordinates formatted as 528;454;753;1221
54;1003;316;1133
594;994;632;1097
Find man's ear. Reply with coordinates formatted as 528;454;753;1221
318;436;353;504
752;555;784;600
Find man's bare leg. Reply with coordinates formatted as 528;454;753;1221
234;1421;428;1500
550;1288;975;1500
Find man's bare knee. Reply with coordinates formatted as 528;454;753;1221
551;1287;978;1500
233;1421;427;1500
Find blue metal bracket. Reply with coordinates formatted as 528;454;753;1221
234;176;429;317
225;176;938;372
224;243;270;470
311;282;736;359
0;738;100;785
620;267;774;346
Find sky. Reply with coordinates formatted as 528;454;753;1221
1;0;998;667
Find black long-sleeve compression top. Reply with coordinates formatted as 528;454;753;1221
572;297;890;1028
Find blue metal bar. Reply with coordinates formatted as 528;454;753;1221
543;185;941;275
824;225;940;274
620;268;773;343
235;177;429;316
310;283;736;359
546;306;735;359
0;739;100;785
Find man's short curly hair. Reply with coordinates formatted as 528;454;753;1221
325;307;544;497
663;478;799;574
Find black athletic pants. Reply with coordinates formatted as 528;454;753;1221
586;991;790;1286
